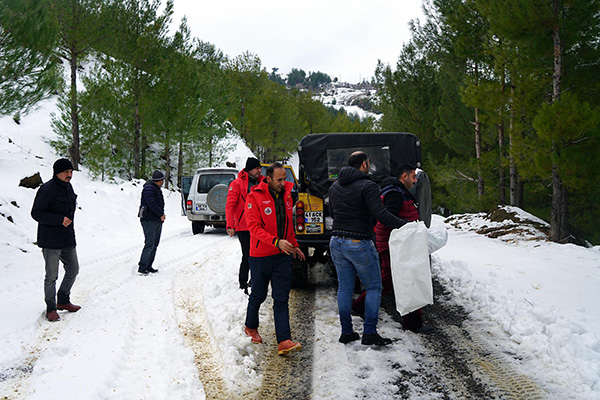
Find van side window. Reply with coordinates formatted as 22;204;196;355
198;174;236;193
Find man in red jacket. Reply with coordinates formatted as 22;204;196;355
226;157;264;293
352;164;433;334
243;162;305;355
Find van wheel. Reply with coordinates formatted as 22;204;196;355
192;222;205;235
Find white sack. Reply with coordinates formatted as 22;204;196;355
427;224;448;254
389;221;433;316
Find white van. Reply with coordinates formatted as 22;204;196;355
185;167;238;234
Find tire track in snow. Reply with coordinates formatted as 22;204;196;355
0;227;209;399
254;287;315;400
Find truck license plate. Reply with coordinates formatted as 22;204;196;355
304;211;323;223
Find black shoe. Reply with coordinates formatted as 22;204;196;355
339;332;360;344
413;325;434;334
138;269;149;275
361;333;392;346
146;267;158;273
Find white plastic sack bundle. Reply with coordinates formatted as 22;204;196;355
389;221;433;316
426;224;448;254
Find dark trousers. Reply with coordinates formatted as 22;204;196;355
352;249;424;331
237;230;251;287
245;253;292;343
42;247;79;312
138;219;163;271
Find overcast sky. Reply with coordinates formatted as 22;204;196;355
170;0;425;83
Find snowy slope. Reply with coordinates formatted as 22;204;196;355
1;103;600;399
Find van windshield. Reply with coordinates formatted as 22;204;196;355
197;173;236;193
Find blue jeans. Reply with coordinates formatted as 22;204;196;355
330;236;382;335
42;247;79;312
138;219;163;271
245;253;292;343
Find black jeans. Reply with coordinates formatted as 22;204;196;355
245;253;292;343
237;230;251;287
138;219;163;271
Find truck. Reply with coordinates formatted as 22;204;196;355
291;132;423;286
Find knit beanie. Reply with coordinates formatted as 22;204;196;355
151;170;166;181
244;157;261;171
53;158;74;175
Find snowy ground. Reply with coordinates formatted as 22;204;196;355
1;103;600;399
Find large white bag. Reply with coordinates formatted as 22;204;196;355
389;221;433;316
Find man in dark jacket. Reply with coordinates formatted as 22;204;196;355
31;158;81;321
353;164;433;333
226;157;264;292
137;170;166;275
329;151;408;346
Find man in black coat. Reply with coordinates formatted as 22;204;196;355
137;170;166;275
31;158;81;321
329;151;408;346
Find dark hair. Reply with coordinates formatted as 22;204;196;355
396;164;416;177
265;162;284;178
348;151;368;169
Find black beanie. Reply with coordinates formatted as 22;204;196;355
151;170;166;181
53;158;74;175
244;157;261;171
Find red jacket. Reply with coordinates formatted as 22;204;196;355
226;169;264;231
246;180;298;257
375;179;420;253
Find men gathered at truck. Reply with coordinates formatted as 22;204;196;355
226;157;264;293
243;162;305;355
328;151;409;346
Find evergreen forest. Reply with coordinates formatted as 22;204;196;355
1;0;600;244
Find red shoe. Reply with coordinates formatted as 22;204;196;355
244;326;263;344
277;340;302;355
57;303;81;312
47;310;60;321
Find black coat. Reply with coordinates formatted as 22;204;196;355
329;166;406;240
31;176;77;249
140;180;164;221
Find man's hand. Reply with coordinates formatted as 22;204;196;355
277;239;294;255
161;214;166;222
227;228;235;237
292;247;305;261
62;217;72;227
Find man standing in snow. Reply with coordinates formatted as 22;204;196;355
352;164;433;334
31;158;81;321
329;151;408;346
243;162;305;355
226;157;264;293
137;170;166;275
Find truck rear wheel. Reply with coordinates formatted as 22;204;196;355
291;256;309;288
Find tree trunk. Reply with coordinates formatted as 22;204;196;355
177;136;184;188
164;131;171;190
68;50;80;170
498;122;506;205
549;0;569;242
475;106;484;196
508;85;522;207
133;81;141;179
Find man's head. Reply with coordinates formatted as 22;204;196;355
244;157;262;179
348;151;370;174
396;164;417;189
53;158;74;183
265;162;286;193
151;170;166;187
